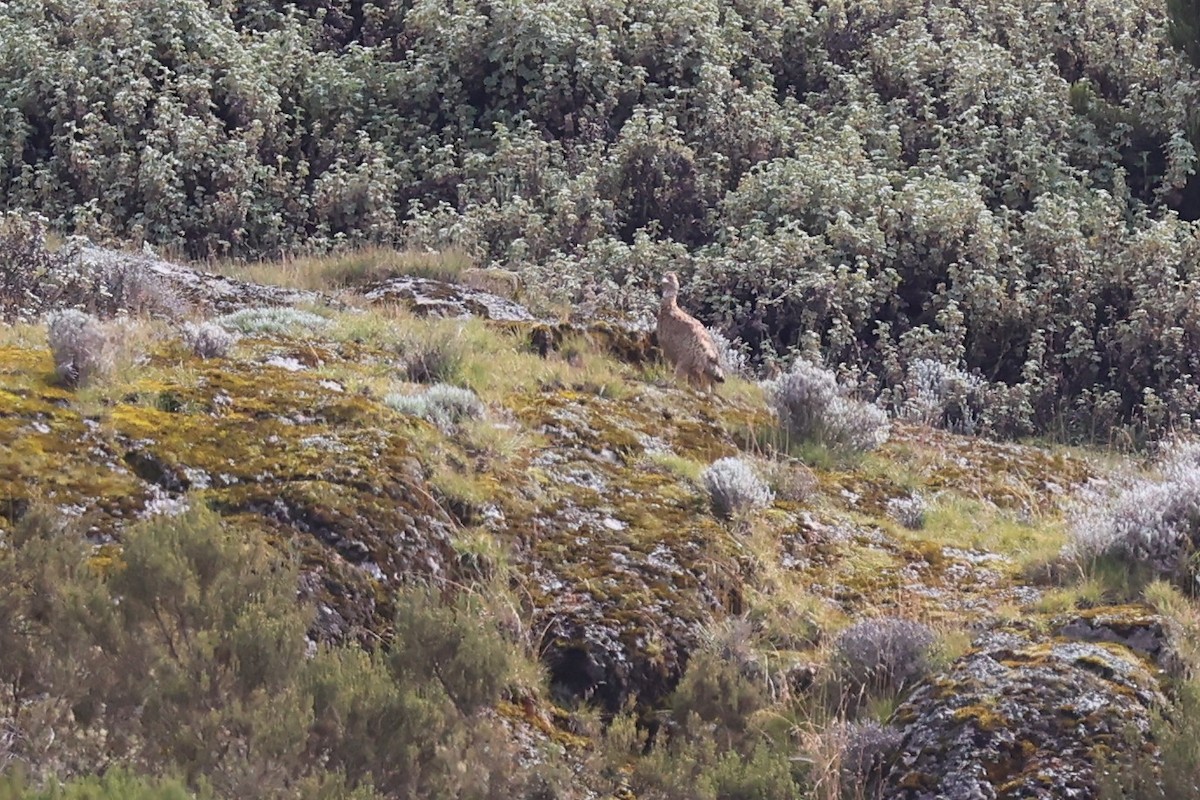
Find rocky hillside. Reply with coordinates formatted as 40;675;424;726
2;240;1196;800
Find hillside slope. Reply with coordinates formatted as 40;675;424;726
0;244;1191;799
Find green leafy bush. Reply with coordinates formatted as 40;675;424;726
0;770;206;800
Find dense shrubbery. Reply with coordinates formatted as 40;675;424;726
0;505;548;799
4;0;1200;438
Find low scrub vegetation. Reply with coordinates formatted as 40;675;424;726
0;505;551;799
831;617;936;705
180;321;237;359
1067;438;1200;592
46;310;114;387
384;383;486;430
214;307;332;337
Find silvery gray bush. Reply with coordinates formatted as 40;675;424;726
47;309;113;387
1068;439;1200;586
182;321;236;359
900;359;987;435
384;384;485;430
886;493;929;530
836;720;905;793
215;308;331;337
832;617;935;696
700;457;774;518
766;359;890;453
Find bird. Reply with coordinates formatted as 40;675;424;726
656;271;725;392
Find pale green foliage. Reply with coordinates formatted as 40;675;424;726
0;770;206;800
384;384;485;430
215;307;331;336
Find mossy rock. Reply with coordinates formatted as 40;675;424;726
883;636;1164;799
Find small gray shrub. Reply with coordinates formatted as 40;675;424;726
900;359;987;435
886;493;929;530
215;307;331;337
1068;439;1200;586
181;321;236;359
700;457;774;518
1;215;180;321
766;358;890;453
832;617;935;697
836;720;905;793
384;383;485;430
47;309;113;387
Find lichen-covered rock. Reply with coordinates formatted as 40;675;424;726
0;338;458;645
79;244;330;314
363;275;540;322
1055;604;1180;673
883;636;1165;799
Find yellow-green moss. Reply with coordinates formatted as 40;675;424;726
952;703;1009;733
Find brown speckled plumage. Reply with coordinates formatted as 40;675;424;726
656;272;725;392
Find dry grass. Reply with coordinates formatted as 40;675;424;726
213;246;474;291
0;321;44;349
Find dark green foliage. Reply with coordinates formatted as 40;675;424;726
602;643;801;800
1168;0;1200;69
1097;677;1200;799
669;650;768;747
